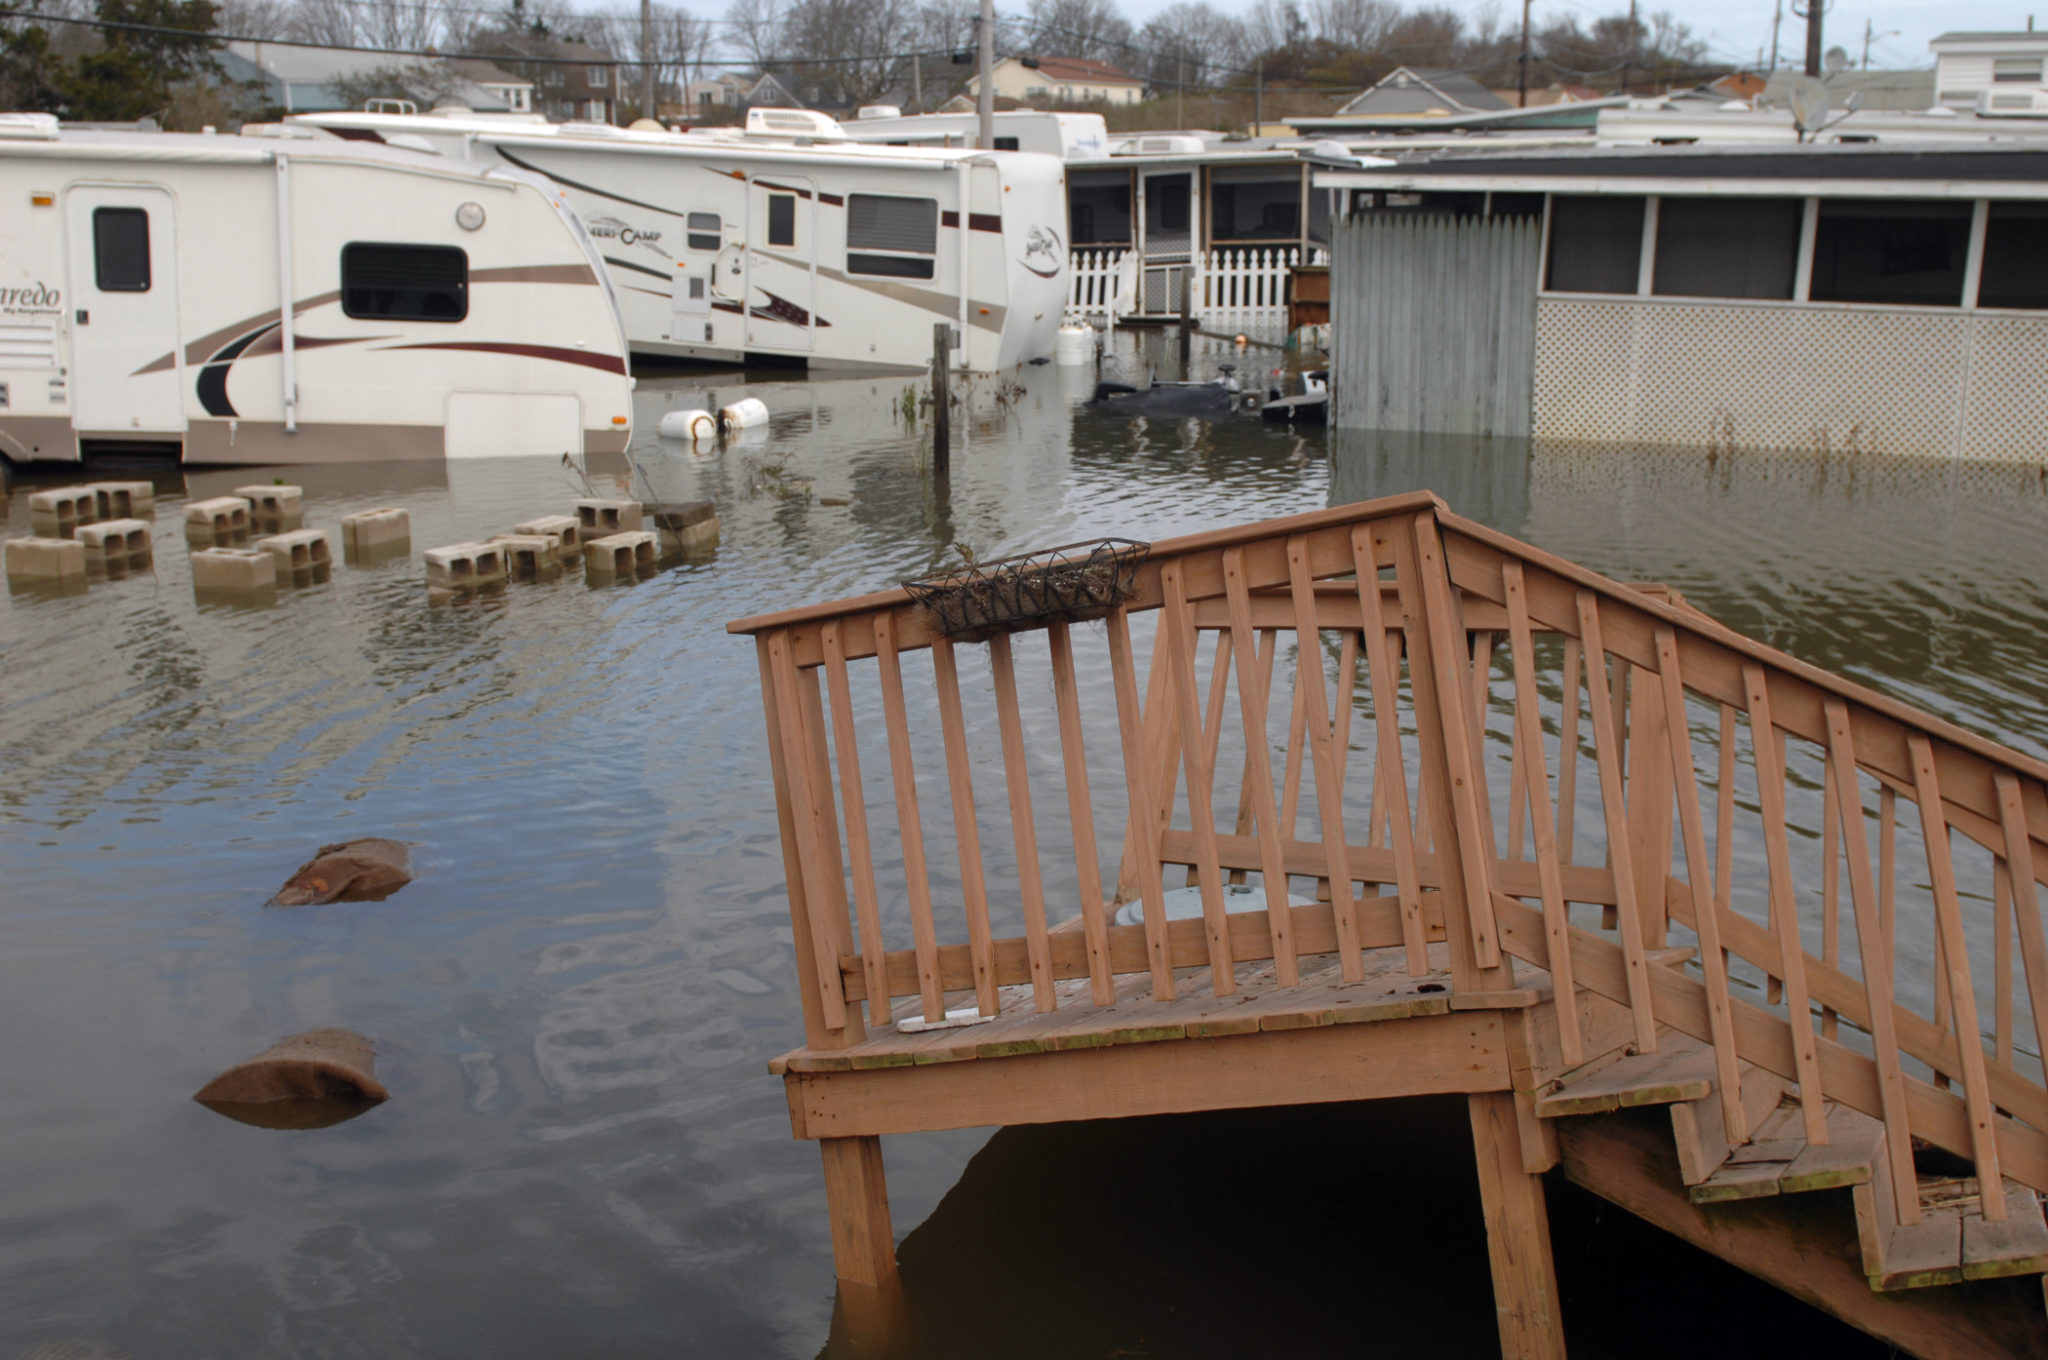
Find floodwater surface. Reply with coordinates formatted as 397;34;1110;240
4;335;2047;1358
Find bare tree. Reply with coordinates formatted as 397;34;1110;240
1305;0;1396;53
723;0;783;69
1137;3;1245;89
1019;0;1133;66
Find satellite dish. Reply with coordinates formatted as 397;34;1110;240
1788;77;1830;132
1844;91;1865;115
1824;46;1849;75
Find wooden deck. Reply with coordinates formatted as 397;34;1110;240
730;491;2048;1357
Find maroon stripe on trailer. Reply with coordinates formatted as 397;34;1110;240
940;211;1005;233
376;341;628;375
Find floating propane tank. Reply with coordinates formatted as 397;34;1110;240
719;397;769;433
657;408;719;443
1055;323;1094;365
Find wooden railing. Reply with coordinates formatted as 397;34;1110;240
730;491;2048;1211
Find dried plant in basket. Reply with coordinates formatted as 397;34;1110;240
903;539;1150;641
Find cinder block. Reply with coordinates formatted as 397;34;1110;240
6;534;87;584
488;533;561;576
190;547;278;593
512;514;581;558
28;487;96;537
574;498;643;538
423;541;508;589
75;517;153;572
84;480;155;518
585;530;657;579
237;484;305;533
342;507;411;552
253;529;331;574
185;496;251;545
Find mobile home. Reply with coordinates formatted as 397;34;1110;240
0;116;633;466
292;107;1070;373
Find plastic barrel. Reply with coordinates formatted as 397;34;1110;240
658;409;718;442
1055;324;1094;365
720;398;769;432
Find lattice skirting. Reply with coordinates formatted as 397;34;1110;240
1533;298;2048;463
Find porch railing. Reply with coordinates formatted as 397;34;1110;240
1064;246;1328;330
730;492;2048;1211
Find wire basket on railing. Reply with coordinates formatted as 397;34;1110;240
903;539;1151;642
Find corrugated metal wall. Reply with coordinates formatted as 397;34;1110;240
1329;215;1541;437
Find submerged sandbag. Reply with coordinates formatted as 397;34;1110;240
194;1028;390;1108
271;838;412;905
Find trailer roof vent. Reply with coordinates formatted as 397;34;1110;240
0;113;59;140
746;108;848;140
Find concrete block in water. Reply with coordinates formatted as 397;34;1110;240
651;500;720;554
423;541;507;589
585;530;657;579
28;487;96;537
6;534;86;584
184;496;251;545
83;480;155;518
488;533;561;576
253;529;332;578
237;484;305;533
193;1028;390;1106
190;547;278;593
511;513;580;558
342;507;410;552
574;498;643;538
74;517;152;573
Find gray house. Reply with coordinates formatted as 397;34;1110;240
1331;67;1511;119
216;43;534;114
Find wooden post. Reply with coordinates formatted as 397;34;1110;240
1469;1090;1568;1359
1178;279;1193;375
931;322;951;477
820;1135;897;1289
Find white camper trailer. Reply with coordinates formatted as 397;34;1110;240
838;108;1111;160
0;115;633;467
291;107;1070;373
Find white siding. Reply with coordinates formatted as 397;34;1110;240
1937;54;1997;105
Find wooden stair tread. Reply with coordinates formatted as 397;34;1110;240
1689;1101;1885;1204
1780;1103;1883;1194
1872;1206;1967;1291
1962;1189;2048;1281
1536;1034;1715;1118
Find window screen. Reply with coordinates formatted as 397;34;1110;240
687;211;721;251
1979;202;2048;310
1069;179;1131;244
994;136;1019;151
1994;58;2043;82
1809;200;1971;307
847;194;938;279
93;207;151;292
1652;197;1800;299
341;242;468;321
767;195;795;247
1545;196;1644;294
1210;181;1300;241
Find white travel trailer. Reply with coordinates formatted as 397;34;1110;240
837;108;1110;160
290;107;1070;373
0;116;633;467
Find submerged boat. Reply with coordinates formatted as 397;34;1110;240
1261;368;1328;424
0;114;633;467
1086;365;1254;416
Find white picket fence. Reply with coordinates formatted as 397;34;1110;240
1064;245;1328;329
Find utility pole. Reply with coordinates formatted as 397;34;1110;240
975;0;995;149
1618;0;1637;96
1254;58;1262;134
912;52;922;110
1516;0;1532;107
1794;0;1826;77
1177;57;1184;130
1769;0;1782;70
639;0;655;123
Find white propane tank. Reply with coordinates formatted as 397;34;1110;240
720;397;769;432
658;408;718;442
1055;324;1094;365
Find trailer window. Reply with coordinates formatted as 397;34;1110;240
1977;202;2048;310
93;207;151;292
1069;177;1131;245
1809;200;1971;307
341;243;468;322
846;194;938;280
1651;197;1800;300
1545;196;1645;294
687;212;721;251
767;195;795;248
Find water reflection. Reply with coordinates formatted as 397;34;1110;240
3;339;2048;1357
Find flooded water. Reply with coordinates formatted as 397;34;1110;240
5;331;2048;1358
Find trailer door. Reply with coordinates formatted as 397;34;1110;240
65;186;184;434
745;175;815;353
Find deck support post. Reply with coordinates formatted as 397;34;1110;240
1469;1090;1568;1359
820;1134;897;1290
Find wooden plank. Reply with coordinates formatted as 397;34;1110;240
873;612;946;1024
1821;744;1841;1041
1963;1189;2048;1280
1287;533;1365;981
1557;1113;2048;1360
987;633;1057;1013
1107;606;1176;999
1576;591;1659;1052
1557;635;1582;864
1223;546;1300;986
930;635;998;1016
1624;656;1674;951
1690;1159;1786;1203
1670;1065;1789;1186
821;621;892;1030
1825;698;1923;1223
757;636;840;1049
1351;523;1427;974
768;631;851;1034
1781;1103;1884;1194
1995;773;2048;1131
1873;1206;1966;1291
1161;561;1236;993
1467;1089;1568;1360
1504;562;1583;1068
1656;627;1749;1145
1996;857;2016;1067
785;1010;1514;1138
1046;621;1116;1006
1741;664;1830;1147
819;1135;896;1288
1908;732;2008;1218
1536;1037;1717;1117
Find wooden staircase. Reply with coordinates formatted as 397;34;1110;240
1540;1027;2048;1352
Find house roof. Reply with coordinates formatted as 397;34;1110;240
1757;68;1934;112
444;58;529;88
1337;67;1509;117
1932;31;2048;44
1017;56;1144;86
